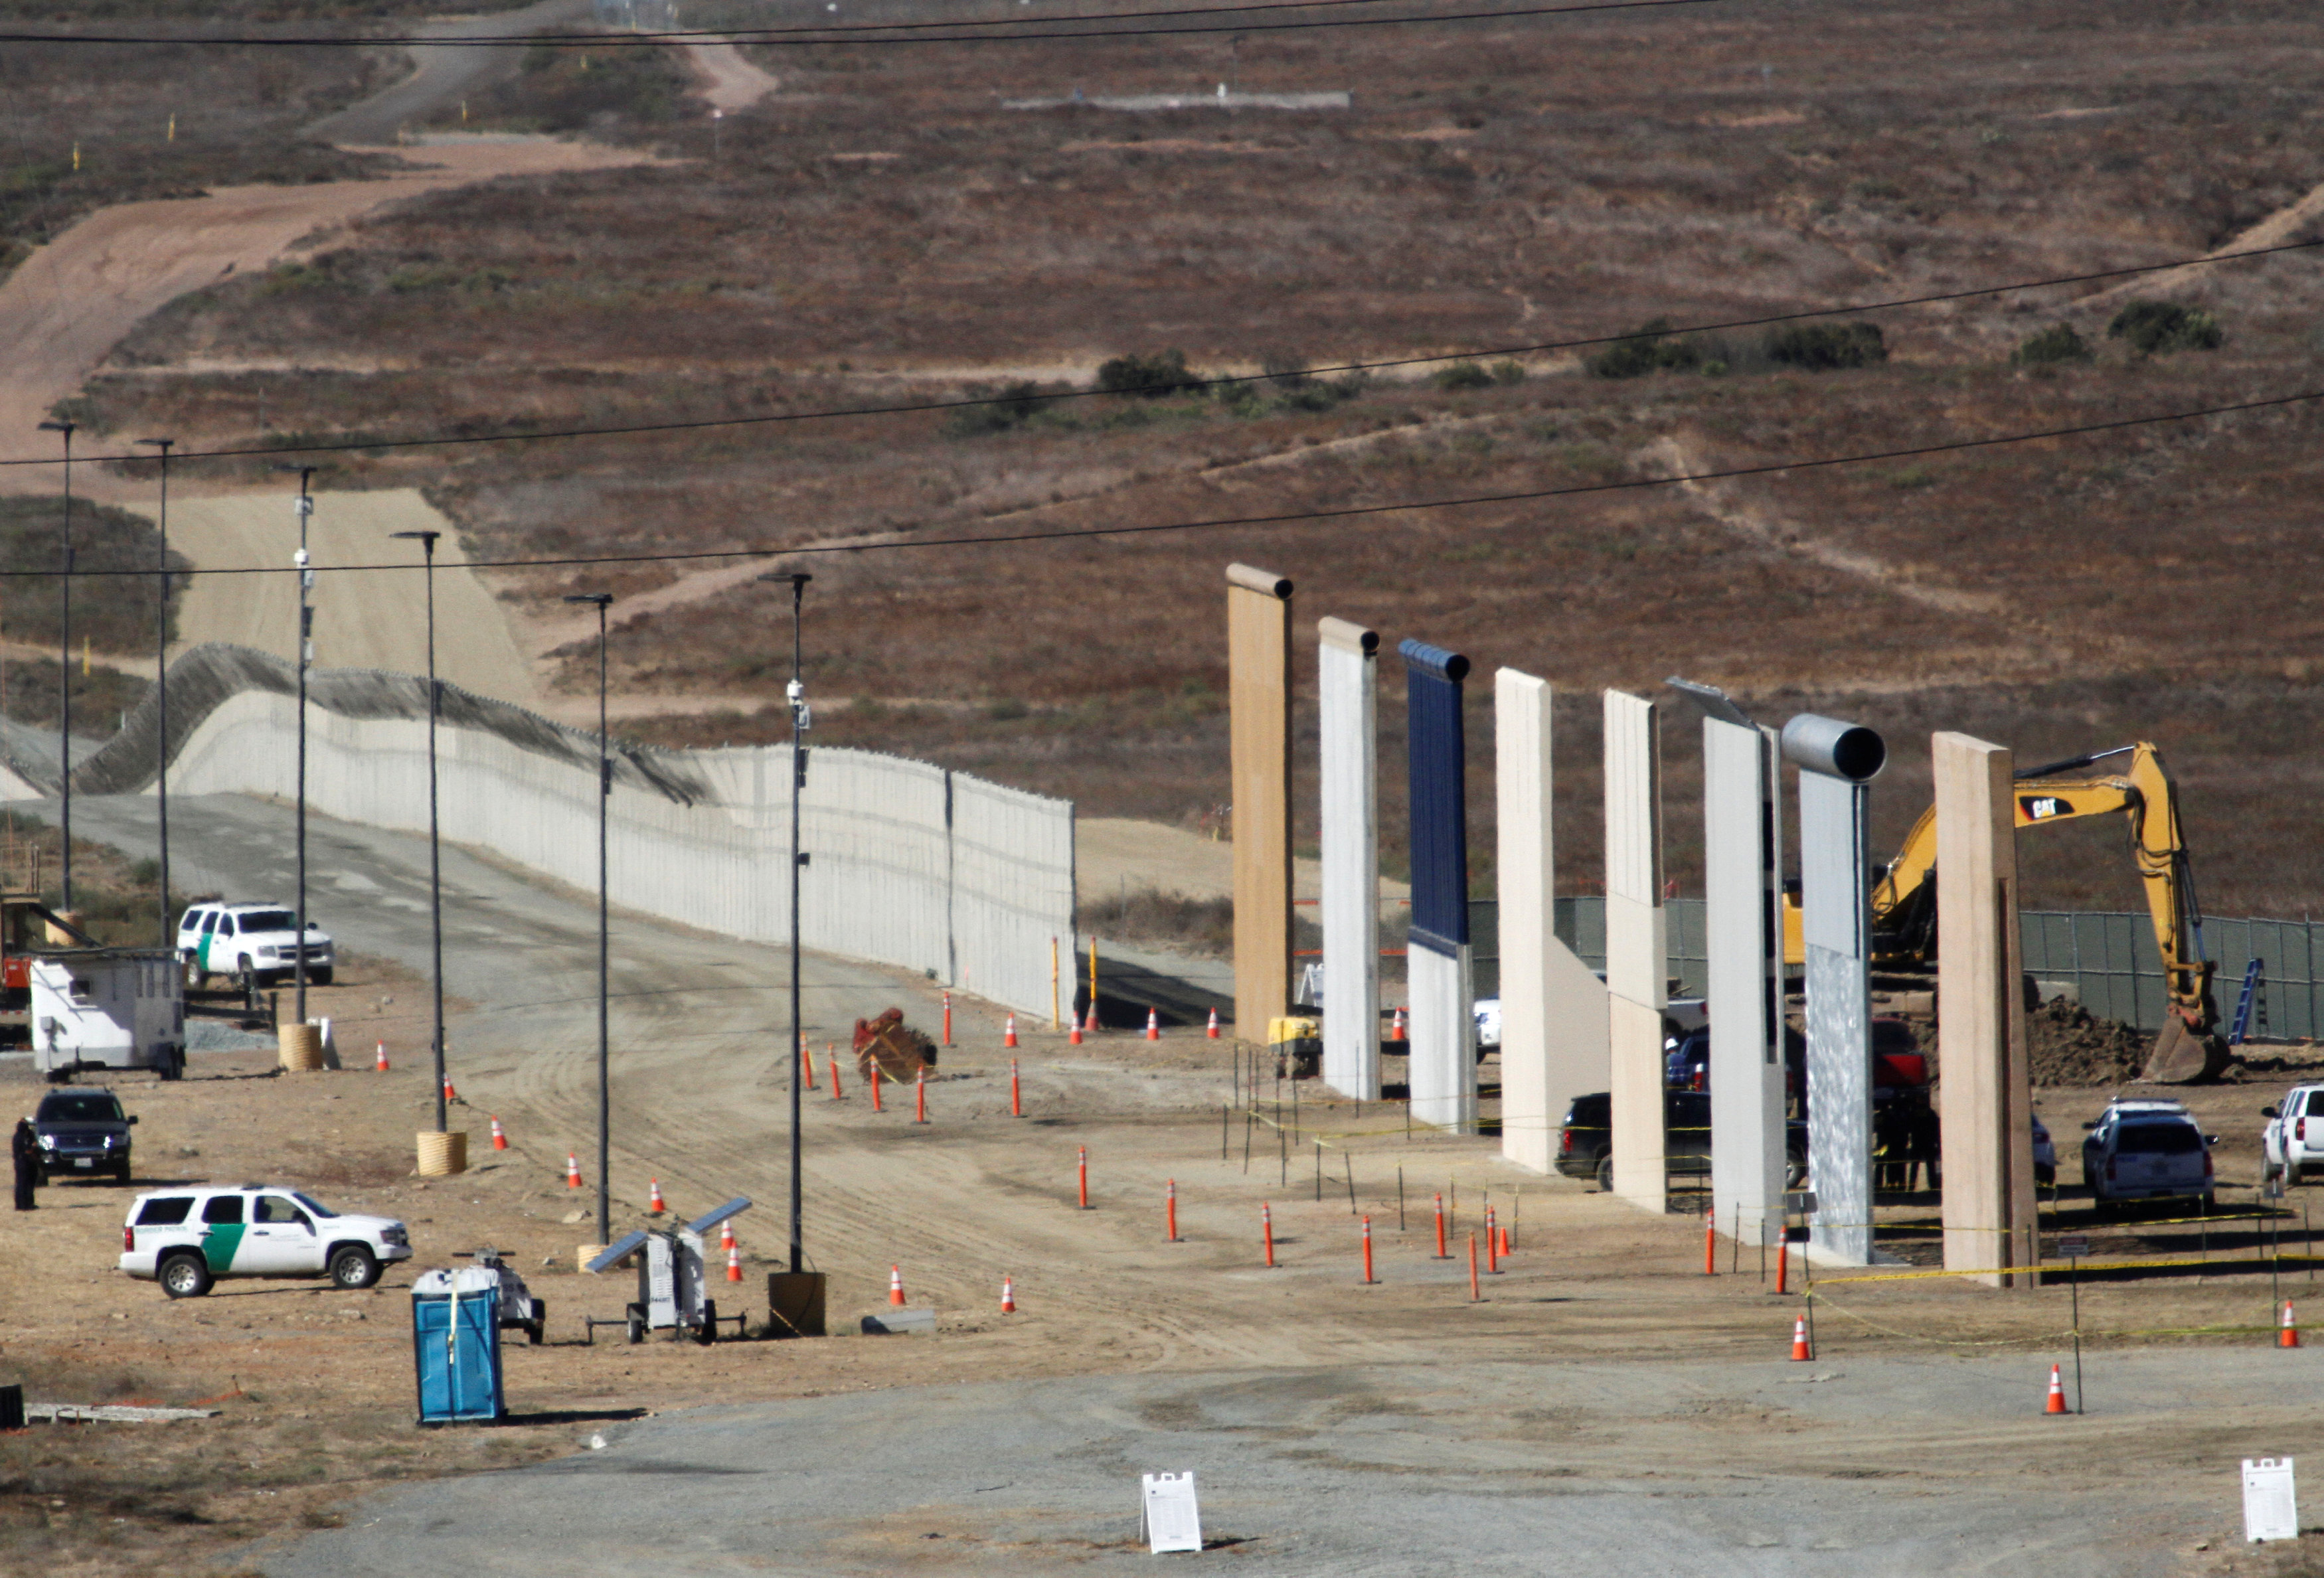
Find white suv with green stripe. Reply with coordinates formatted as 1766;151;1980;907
120;1185;411;1298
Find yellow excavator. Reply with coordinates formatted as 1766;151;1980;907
1783;742;2230;1083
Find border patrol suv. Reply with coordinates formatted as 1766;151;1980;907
2082;1098;2215;1210
175;903;334;986
120;1184;410;1297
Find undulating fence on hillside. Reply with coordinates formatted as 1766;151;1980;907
20;645;1075;1018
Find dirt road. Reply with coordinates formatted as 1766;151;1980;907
303;0;596;145
165;488;545;707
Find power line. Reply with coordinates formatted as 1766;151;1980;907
0;0;1724;50
4;234;2312;473
7;383;2313;582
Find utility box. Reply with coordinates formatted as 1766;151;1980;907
32;952;185;1082
412;1267;507;1425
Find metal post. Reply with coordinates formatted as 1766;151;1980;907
282;466;317;1027
564;593;614;1249
760;571;813;1275
133;438;173;945
37;420;74;909
390;530;444;1131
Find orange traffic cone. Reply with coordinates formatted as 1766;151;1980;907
888;1265;906;1306
1391;1006;1406;1041
1789;1315;1812;1362
374;1040;389;1071
1206;1008;1220;1040
648;1178;665;1215
444;1075;457;1103
1000;1275;1016;1313
1068;1014;1082;1044
1084;1002;1100;1034
2282;1299;2301;1349
1145;1008;1161;1041
565;1152;581;1188
726;1240;744;1283
489;1115;507;1150
2044;1364;2068;1414
1004;1014;1019;1048
720;1218;736;1255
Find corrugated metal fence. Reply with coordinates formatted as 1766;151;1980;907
1519;896;2314;1038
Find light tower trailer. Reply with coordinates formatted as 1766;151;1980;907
32;950;185;1083
584;1198;754;1345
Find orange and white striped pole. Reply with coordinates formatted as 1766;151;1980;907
1433;1194;1449;1259
942;991;952;1047
1704;1210;1716;1275
829;1046;844;1100
1011;1058;1022;1117
1262;1202;1276;1267
1468;1233;1480;1301
1486;1206;1499;1274
1077;1145;1090;1210
870;1062;884;1113
914;1067;928;1124
1361;1216;1376;1285
800;1034;815;1090
1166;1178;1179;1241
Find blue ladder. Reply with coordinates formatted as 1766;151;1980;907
2228;957;2266;1046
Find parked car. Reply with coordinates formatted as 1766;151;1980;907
30;1087;137;1182
2262;1083;2324;1184
176;902;333;986
2082;1098;2214;1210
1556;1090;1807;1193
120;1184;410;1298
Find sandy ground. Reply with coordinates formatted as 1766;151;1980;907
303;0;596;146
685;42;783;116
163;489;544;708
3;790;2323;1574
1077;817;1411;906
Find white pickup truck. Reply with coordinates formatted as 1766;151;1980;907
176;902;333;986
2263;1083;2324;1184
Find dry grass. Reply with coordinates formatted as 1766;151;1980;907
50;0;2324;918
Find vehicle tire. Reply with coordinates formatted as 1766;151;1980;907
160;1253;212;1299
1595;1154;1615;1194
625;1305;645;1345
328;1245;380;1290
697;1299;718;1346
112;1158;131;1183
527;1300;546;1346
182;955;205;989
310;967;334;986
1785;1153;1808;1190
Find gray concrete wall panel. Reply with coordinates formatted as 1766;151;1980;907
1704;718;1785;1243
1319;622;1380;1099
1603;690;1666;1210
1797;761;1876;1265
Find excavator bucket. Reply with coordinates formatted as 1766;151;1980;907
2140;1015;2232;1085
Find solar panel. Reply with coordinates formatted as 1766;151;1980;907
683;1197;753;1236
587;1230;649;1274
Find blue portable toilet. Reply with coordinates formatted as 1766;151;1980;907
412;1267;506;1425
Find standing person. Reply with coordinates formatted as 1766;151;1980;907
11;1117;37;1211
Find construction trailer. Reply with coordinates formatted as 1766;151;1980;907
31;951;185;1083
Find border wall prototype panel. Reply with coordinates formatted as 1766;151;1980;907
1604;690;1667;1208
130;647;1074;1017
1784;714;1886;1267
1319;619;1380;1099
1227;566;1295;1044
1704;717;1785;1244
1496;669;1608;1174
1402;639;1475;1131
1934;732;2037;1287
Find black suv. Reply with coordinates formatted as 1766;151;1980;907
32;1087;137;1182
1556;1090;1805;1193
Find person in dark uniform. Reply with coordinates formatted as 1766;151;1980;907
11;1117;37;1211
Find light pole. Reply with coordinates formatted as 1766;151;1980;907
562;590;613;1249
758;570;811;1275
390;528;446;1133
280;465;318;1026
133;437;173;947
36;420;73;910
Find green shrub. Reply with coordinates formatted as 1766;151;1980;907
1432;360;1494;390
1765;321;1887;370
2107;299;2222;355
1585;319;1700;378
2013;323;2092;365
1096;349;1201;398
944;380;1057;437
1490;360;1526;386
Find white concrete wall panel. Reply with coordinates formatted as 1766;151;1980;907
1705;718;1785;1243
1407;941;1475;1130
165;689;1073;1016
1319;629;1379;1099
1603;690;1666;1210
1495;669;1552;1172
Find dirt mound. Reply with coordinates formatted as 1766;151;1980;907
2027;997;2150;1087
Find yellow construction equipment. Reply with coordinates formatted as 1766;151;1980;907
1783;742;2228;1083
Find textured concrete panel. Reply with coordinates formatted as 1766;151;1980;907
1319;621;1379;1099
1705;718;1785;1245
1603;690;1666;1209
1934;732;2037;1287
1227;566;1293;1042
1798;767;1873;1265
1408;940;1477;1130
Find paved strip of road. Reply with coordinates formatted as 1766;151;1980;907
305;0;598;145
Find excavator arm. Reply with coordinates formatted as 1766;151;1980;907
1781;741;2226;1081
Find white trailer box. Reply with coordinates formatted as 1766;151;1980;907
32;951;185;1081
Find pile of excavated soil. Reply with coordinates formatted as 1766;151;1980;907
2027;997;2151;1087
